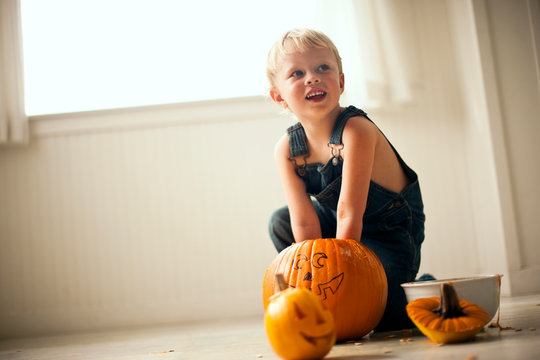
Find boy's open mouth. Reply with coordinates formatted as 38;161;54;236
306;90;327;101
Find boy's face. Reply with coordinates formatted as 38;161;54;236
270;47;344;120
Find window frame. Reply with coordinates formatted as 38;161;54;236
29;95;281;138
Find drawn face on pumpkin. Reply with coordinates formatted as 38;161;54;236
263;238;389;341
265;287;336;359
292;252;345;301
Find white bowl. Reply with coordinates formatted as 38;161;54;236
401;274;502;321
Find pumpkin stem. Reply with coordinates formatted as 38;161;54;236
275;273;289;293
434;283;466;319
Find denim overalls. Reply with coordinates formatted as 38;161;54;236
268;105;426;331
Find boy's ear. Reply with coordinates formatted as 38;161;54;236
269;88;288;108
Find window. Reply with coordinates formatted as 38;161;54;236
21;0;319;115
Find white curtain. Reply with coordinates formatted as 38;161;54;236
315;0;418;108
0;0;27;145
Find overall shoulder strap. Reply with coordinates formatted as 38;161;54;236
329;106;370;145
287;122;309;157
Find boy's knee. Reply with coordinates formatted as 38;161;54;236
268;207;294;252
269;207;290;227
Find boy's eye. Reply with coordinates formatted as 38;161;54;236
290;70;304;77
318;64;330;71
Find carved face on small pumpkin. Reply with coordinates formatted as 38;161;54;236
265;286;336;360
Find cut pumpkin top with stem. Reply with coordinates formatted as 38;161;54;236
406;283;491;343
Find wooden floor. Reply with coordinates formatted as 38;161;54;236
1;294;539;360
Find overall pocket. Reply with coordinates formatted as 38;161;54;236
312;176;342;210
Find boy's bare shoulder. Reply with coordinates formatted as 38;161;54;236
274;133;290;160
342;115;379;141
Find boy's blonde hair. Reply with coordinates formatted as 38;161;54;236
266;28;343;88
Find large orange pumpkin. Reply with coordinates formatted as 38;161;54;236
263;238;388;340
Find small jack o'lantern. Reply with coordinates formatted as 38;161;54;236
263;239;387;340
265;274;336;360
406;283;491;344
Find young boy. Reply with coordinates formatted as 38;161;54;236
266;28;426;331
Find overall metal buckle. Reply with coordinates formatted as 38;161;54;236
288;156;308;176
328;143;344;166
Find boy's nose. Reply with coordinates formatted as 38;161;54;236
305;71;321;85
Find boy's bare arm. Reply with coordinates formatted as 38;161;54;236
336;117;378;242
274;135;321;242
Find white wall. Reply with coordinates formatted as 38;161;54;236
0;99;289;337
0;0;538;338
470;0;540;294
